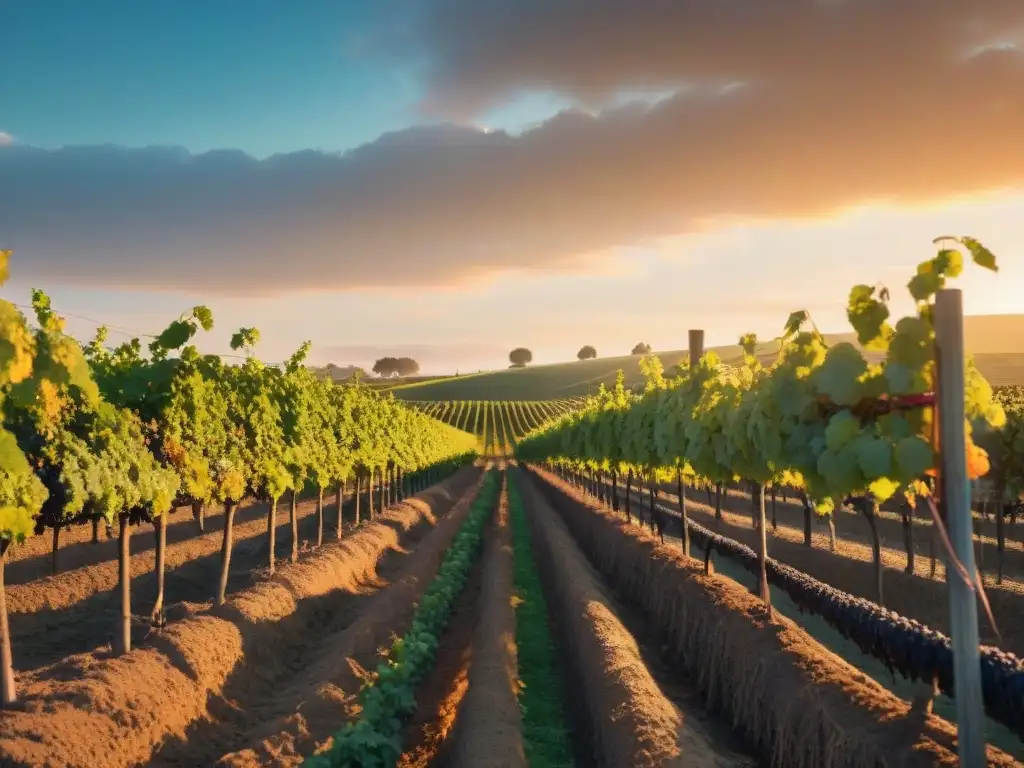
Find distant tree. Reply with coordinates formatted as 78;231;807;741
395;356;420;376
372;357;396;377
577;345;597;360
631;342;652;355
372;357;399;377
373;356;420;377
509;347;533;368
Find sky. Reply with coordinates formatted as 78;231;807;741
1;1;1023;374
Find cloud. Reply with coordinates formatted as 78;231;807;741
1;1;1023;296
407;0;1024;115
0;132;12;146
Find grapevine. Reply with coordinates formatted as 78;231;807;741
518;238;1006;612
0;250;477;706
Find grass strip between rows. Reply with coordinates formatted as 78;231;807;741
305;468;501;768
508;472;575;767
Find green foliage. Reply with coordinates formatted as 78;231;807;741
979;386;1024;501
509;347;533;367
508;472;575;767
230;327;260;352
1;252;175;539
518;237;1007;513
0;250;477;544
307;470;501;768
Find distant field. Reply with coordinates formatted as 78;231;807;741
408;398;586;455
391;316;1024;401
363;374;454;391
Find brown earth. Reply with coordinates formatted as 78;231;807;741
518;468;724;768
0;468;482;768
640;485;1024;658
184;470;489;767
440;477;526;768
530;466;1018;768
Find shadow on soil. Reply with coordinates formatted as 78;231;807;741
11;499;397;672
144;512;447;767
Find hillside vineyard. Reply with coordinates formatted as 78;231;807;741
407;398;586;457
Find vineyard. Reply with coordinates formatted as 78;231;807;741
1;240;1024;767
406;398;586;457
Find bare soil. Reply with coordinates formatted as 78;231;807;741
533;466;1018;768
0;469;482;768
425;481;528;768
518;469;745;768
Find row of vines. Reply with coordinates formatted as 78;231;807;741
0;249;477;706
516;237;1024;737
408;398;585;456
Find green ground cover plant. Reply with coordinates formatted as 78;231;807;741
508;471;575;767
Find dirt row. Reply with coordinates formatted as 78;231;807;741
0;468;484;768
528;465;1018;768
397;475;526;768
628;484;1024;658
516;468;755;768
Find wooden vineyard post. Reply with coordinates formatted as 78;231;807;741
683;330;704;560
934;289;986;768
688;329;704;366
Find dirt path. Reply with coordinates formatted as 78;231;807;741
149;473;487;767
400;479;527;768
517;469;756;768
608;586;761;767
396;505;490;767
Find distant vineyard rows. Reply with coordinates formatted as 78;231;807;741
408;398;587;456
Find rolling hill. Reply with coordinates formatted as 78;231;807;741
389;315;1024;401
